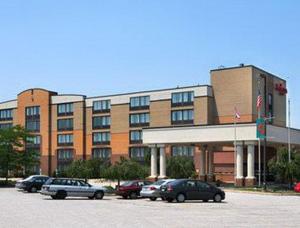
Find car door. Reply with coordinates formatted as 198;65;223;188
197;181;214;200
33;177;43;189
185;180;198;200
78;180;93;197
71;180;86;197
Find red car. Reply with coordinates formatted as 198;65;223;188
116;180;153;199
294;183;300;193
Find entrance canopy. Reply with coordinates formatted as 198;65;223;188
143;123;300;146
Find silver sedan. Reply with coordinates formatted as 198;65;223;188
140;179;175;201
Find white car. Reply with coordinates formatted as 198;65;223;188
140;179;175;201
40;178;107;200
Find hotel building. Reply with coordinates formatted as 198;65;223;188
1;65;299;186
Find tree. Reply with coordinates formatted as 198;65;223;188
0;125;38;183
65;160;90;180
268;147;300;185
104;157;149;186
166;156;196;179
64;158;111;180
86;158;111;179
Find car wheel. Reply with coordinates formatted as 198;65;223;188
176;193;186;203
214;193;222;203
94;191;104;200
122;195;128;199
166;198;173;203
56;191;67;200
51;195;57;199
29;186;37;193
129;192;137;199
150;197;157;201
161;197;166;201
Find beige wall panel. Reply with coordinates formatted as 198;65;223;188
194;97;208;125
111;104;129;133
211;67;253;124
150;100;170;127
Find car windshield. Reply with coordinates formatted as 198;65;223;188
152;180;166;186
44;178;53;185
23;176;35;181
122;181;135;186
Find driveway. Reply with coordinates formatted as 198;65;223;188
0;188;299;228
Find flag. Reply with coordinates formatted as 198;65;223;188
256;91;263;110
234;107;240;119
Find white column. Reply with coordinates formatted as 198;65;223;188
158;145;166;178
246;142;255;179
199;146;206;177
236;142;244;179
208;149;214;176
150;146;157;178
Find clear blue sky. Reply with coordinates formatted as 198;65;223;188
0;0;299;128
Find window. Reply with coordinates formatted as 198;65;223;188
130;130;143;144
129;147;149;162
26;120;40;132
26;106;40;117
57;149;73;172
57;134;73;146
57;103;73;116
0;109;13;121
57;149;73;160
171;146;194;157
92;116;111;129
93;100;111;113
93;132;111;145
92;148;111;159
25;106;40;132
268;93;273;124
186;180;197;188
26;135;41;148
171;91;194;106
197;181;211;189
171;109;194;124
57;118;73;131
130;96;150;110
129;113;150;127
0;123;13;129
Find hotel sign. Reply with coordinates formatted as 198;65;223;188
256;118;266;139
275;83;287;95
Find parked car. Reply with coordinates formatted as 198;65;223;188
116;180;153;199
160;179;225;203
294;182;300;193
140;179;175;201
15;175;49;193
40;178;106;200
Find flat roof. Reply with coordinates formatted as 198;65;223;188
210;64;286;82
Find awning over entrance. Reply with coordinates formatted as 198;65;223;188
143;123;300;146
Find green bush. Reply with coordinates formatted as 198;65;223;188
268;147;300;184
166;156;195;179
64;158;111;179
104;157;149;183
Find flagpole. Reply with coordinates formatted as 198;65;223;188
234;116;236;181
234;108;237;184
258;109;261;187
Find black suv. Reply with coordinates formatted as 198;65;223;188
15;175;49;193
160;179;225;203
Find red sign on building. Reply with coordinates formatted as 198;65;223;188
275;83;287;95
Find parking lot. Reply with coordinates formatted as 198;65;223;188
0;188;299;228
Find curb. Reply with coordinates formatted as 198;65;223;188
224;188;300;196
